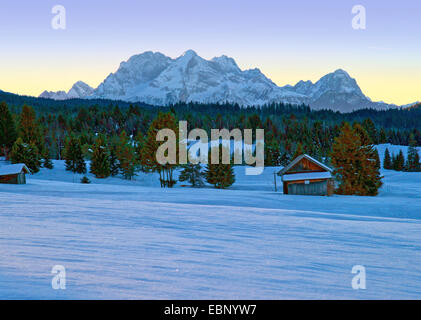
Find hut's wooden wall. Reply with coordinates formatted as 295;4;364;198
0;172;26;184
284;179;333;196
287;180;327;196
17;172;26;184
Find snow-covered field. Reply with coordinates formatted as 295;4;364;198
1;145;421;299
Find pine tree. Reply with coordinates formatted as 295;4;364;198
0;102;17;157
116;131;137;180
331;123;382;196
379;128;387;144
391;154;397;170
43;150;54;169
18;104;44;156
362;118;378;144
179;163;205;187
353;123;383;196
406;135;420;172
331;123;361;195
264;138;281;166
374;149;381;170
109;144;120;176
64;138;75;172
141;112;179;187
393;150;405;171
134;131;146;172
10;138;41;173
64;135;86;174
292;142;304;160
90;134;111;178
383;148;392;169
205;145;235;189
80;176;91;184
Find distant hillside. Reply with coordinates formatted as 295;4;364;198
406;102;421;111
0;89;154;113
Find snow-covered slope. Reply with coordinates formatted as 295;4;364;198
39;81;94;100
376;143;421;167
1;160;421;299
38;50;403;112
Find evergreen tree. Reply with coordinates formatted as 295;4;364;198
292;142;304;160
90;134;111;178
0;102;17;157
406;135;420;172
331;123;360;195
205;145;235;189
64;135;86;174
264;139;281;166
10;138;41;173
379;128;387;144
383;148;392;169
353;123;383;196
391;154;397;169
43;151;54;169
331;123;382;196
374;149;381;170
352;122;373;144
362;118;378;144
141;112;179;187
134;131;146;172
80;176;91;184
109;144;120;176
393;150;405;171
179;163;205;187
116;131;137;180
18;104;44;156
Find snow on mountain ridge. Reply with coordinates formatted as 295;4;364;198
38;51;402;112
67;81;94;99
288;69;367;100
92;50;306;106
283;69;389;112
313;69;367;99
39;81;94;100
39;90;68;100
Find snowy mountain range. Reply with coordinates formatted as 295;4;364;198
40;81;94;100
39;50;405;112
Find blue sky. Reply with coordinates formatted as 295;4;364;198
0;0;420;104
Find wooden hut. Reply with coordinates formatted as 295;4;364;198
277;154;334;196
0;164;30;184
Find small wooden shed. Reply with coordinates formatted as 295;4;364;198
277;154;334;196
0;164;30;184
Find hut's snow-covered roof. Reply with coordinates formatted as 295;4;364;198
277;154;332;176
0;163;30;175
281;171;332;182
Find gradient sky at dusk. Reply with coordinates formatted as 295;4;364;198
0;0;420;105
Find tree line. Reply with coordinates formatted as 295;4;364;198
383;135;421;172
1;100;420;194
